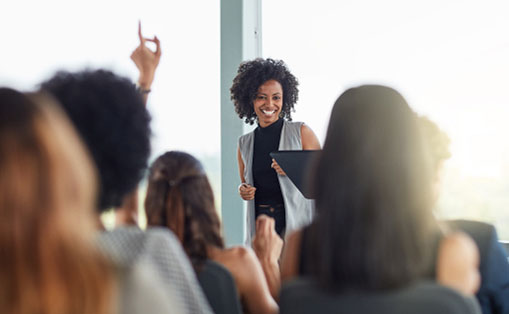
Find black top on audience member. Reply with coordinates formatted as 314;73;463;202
309;85;437;291
230;58;298;125
40;70;151;211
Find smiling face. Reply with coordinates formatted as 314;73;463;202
253;79;283;128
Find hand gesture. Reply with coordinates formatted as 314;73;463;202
252;215;283;263
271;158;286;176
239;183;256;201
130;21;161;89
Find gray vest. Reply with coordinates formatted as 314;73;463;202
238;121;315;245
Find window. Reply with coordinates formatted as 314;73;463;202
263;0;509;238
1;0;221;226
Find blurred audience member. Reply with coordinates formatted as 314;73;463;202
281;85;480;297
0;88;114;314
419;115;509;314
38;24;212;314
145;151;281;314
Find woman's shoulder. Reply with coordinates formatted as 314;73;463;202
238;130;255;147
283;120;304;128
216;246;256;264
211;246;260;277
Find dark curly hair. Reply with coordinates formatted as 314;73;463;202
230;58;299;125
144;151;224;271
40;69;151;212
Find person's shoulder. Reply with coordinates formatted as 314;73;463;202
116;260;182;314
143;226;187;255
144;226;180;242
223;246;253;261
284;120;304;128
239;129;255;141
215;246;259;271
449;219;496;235
447;219;498;252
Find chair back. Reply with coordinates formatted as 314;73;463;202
197;260;242;314
280;278;481;314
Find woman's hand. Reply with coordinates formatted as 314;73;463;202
436;232;480;295
252;215;283;300
271;158;286;176
239;183;256;200
252;215;283;263
131;21;161;89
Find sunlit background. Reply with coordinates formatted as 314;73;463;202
2;0;509;237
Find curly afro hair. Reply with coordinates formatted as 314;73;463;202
230;58;299;125
40;69;151;212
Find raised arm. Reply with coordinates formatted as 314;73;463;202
252;215;283;300
116;22;162;225
130;21;162;105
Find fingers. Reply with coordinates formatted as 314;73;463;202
154;36;161;56
256;215;275;234
143;37;162;57
271;159;286;176
138;20;145;45
239;183;256;200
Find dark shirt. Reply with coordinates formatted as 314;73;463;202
449;220;509;314
253;118;284;206
299;219;509;314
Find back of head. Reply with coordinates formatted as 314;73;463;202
0;88;113;314
418;115;451;174
145;151;223;269
310;85;437;291
40;69;151;212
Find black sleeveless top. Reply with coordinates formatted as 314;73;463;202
252;118;284;206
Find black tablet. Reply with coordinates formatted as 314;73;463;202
270;150;320;199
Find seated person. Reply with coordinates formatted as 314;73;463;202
280;85;480;299
0;89;175;314
145;151;282;314
420;115;509;314
38;24;212;314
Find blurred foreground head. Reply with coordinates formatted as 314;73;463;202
311;85;437;291
40;70;151;211
0;88;113;314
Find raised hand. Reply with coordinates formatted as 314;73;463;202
252;215;283;299
130;21;161;89
252;215;283;263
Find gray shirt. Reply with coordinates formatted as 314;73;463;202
98;226;213;314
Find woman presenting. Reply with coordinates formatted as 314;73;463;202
231;58;320;244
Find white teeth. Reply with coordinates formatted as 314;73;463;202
262;109;276;115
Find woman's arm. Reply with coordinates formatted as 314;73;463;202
237;146;256;200
131;21;161;105
301;124;321;150
280;229;303;282
220;247;279;314
115;22;162;225
252;215;283;300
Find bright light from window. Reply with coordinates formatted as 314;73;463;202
0;0;221;225
263;0;509;238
